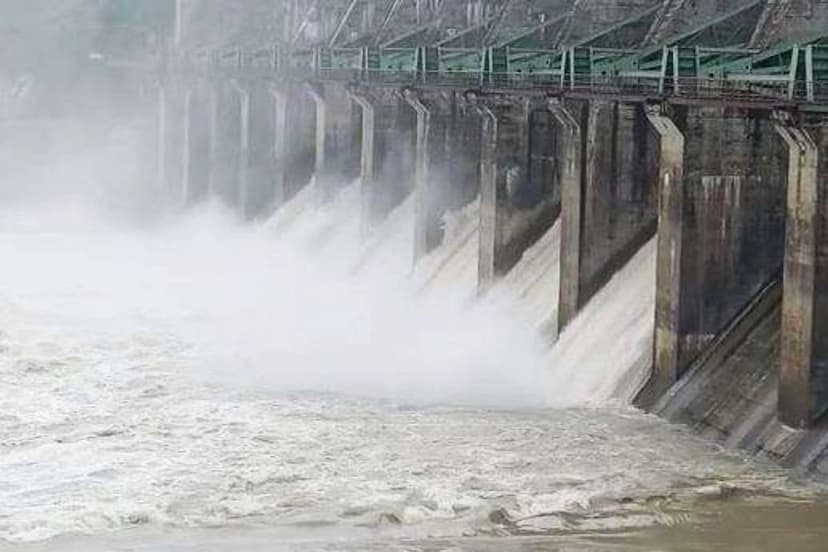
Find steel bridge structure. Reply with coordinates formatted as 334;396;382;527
169;0;828;110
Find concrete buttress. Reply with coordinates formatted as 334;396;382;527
305;83;361;204
349;88;415;236
646;110;685;397
269;87;289;209
403;91;433;264
473;96;558;293
775;122;827;428
230;80;251;217
548;100;583;331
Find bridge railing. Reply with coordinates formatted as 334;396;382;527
174;44;828;108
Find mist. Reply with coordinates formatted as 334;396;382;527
0;116;550;409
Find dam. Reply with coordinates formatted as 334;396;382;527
157;0;828;463
1;0;828;550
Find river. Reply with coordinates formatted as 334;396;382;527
1;124;827;551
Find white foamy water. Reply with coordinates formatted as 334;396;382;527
0;123;816;550
354;194;416;280
544;238;657;406
412;198;480;297
490;219;561;335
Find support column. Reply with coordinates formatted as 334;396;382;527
348;88;415;237
156;81;168;195
306;83;362;204
477;104;500;291
775;122;825;428
231;80;251;217
270;87;289;208
349;92;376;241
404;91;433;265
647;110;686;396
305;83;326;203
159;78;205;209
549;100;583;331
207;83;220;197
179;81;214;206
180;88;195;206
472;97;534;292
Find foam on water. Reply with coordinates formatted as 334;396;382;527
0;125;811;547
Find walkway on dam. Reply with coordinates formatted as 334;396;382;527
166;0;828;110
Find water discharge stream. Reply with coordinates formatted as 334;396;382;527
0;123;827;550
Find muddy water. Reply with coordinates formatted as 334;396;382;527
1;189;826;551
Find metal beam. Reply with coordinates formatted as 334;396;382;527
291;0;320;46
329;0;360;47
573;4;661;49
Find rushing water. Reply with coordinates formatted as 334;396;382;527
1;123;827;551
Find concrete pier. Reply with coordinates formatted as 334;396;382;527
402;91;436;262
402;91;482;263
646;110;685;397
474;96;559;292
349;89;415;236
305;84;361;203
209;80;245;209
643;107;787;391
230;80;251;217
548;100;583;330
269;87;288;209
550;99;658;331
235;82;282;219
776;122;827;428
158;79;189;206
279;87;317;202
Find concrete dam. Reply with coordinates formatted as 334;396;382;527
151;0;828;476
3;0;828;548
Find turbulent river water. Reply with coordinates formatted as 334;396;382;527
1;124;827;551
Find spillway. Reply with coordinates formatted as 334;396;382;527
544;238;657;406
6;0;828;548
411;198;481;297
489;219;562;335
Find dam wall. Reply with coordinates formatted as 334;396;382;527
148;0;828;478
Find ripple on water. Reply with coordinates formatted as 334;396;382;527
0;343;814;545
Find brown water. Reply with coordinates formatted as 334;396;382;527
1;173;826;552
12;499;828;551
